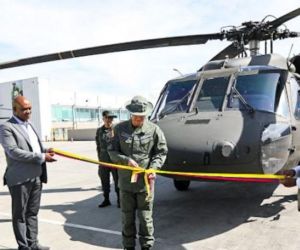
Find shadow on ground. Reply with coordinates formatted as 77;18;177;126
41;178;296;250
0;187;98;196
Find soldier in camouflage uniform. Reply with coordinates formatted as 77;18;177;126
96;110;119;208
108;96;168;250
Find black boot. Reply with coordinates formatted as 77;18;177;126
98;194;111;208
98;199;111;207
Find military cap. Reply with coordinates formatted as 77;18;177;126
125;96;153;116
102;110;117;118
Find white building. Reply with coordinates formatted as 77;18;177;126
0;77;51;141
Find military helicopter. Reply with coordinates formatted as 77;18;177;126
0;8;300;191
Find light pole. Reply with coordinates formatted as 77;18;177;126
72;92;77;130
119;107;122;121
72;104;76;130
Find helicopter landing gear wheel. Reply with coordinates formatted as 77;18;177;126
173;180;190;191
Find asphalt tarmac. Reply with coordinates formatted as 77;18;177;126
0;141;299;250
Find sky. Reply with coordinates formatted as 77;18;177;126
0;0;299;108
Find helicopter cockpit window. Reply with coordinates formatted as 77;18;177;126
229;71;289;116
152;79;197;119
195;76;230;111
275;83;290;118
290;77;300;119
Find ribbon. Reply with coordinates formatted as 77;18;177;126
53;148;285;200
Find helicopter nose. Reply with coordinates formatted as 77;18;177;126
156;112;261;172
156;111;289;174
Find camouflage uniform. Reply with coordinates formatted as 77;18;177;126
108;117;167;249
96;124;119;205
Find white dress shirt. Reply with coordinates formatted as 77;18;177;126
13;115;44;162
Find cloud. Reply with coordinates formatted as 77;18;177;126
0;1;299;107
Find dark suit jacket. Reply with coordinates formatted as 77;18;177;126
0;117;47;187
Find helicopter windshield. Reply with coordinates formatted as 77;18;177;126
195;76;230;111
229;70;288;115
152;79;197;119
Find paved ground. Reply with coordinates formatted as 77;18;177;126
0;141;300;250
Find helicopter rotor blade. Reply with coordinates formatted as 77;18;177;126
0;33;223;70
268;8;300;29
209;43;244;61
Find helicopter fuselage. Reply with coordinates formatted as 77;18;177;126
152;54;300;183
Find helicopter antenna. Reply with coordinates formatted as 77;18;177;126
173;68;183;76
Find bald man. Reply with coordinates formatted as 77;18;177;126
0;96;56;250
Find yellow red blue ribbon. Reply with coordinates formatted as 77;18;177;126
53;148;285;200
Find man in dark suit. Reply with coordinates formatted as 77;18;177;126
0;96;56;250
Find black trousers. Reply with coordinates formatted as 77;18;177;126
98;165;119;198
8;177;42;249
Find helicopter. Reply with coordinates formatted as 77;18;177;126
0;8;300;191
